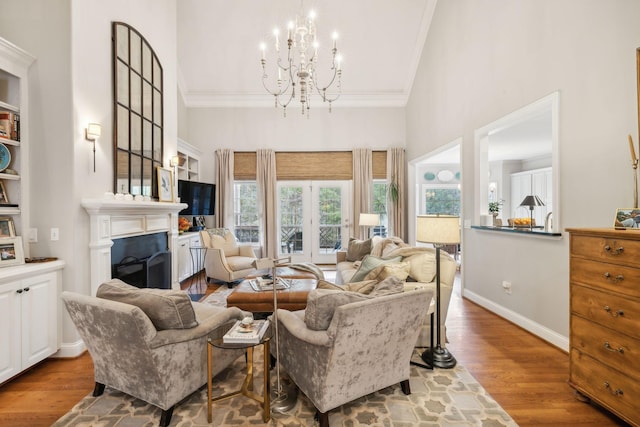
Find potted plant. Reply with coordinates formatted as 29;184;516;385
488;200;504;226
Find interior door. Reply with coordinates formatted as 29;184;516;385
277;181;350;264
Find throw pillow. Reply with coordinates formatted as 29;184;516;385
96;279;198;330
304;289;371;331
316;279;379;295
403;253;436;283
363;261;411;282
346;238;372;262
349;255;402;283
369;276;405;297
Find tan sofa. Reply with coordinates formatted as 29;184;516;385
335;236;457;347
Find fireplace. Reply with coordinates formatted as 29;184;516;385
82;198;186;295
111;233;171;289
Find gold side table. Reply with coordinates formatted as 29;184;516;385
207;335;271;423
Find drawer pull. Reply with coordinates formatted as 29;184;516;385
603;382;624;396
603;341;625;353
603;272;624;283
603;245;624;255
603;306;625;317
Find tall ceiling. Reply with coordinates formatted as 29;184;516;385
176;0;436;108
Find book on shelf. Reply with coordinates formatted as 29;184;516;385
0;111;19;142
223;319;270;344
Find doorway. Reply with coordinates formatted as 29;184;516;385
277;181;351;264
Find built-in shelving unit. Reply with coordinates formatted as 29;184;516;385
176;138;201;181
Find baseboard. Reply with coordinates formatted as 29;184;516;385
53;339;87;358
463;289;569;352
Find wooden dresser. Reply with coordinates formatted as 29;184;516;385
567;228;640;426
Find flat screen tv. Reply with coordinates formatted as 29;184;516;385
178;180;215;216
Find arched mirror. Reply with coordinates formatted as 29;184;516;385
112;22;163;197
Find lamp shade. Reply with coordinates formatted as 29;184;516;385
416;215;460;245
359;213;380;226
86;123;101;140
519;195;545;208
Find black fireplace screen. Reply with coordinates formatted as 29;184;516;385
111;233;171;289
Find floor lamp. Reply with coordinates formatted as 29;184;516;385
416;214;460;369
251;257;298;413
359;213;380;239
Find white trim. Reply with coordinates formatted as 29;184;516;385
53;340;87;359
463;289;569;352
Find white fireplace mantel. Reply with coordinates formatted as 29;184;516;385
81;198;188;295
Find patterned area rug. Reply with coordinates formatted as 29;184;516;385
53;346;518;427
200;285;235;307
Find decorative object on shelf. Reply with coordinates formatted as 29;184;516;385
488;200;503;227
260;4;342;117
156;167;174;202
424;172;436;181
0;236;25;267
416;214;460;369
0;143;11;172
251;256;298;413
359;213;380;238
0;217;15;237
0;181;8;204
613;207;640;229
628;134;639;208
518;195;545;230
85;123;101;173
437;169;454;182
178;217;191;233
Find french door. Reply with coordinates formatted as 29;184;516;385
277;181;350;264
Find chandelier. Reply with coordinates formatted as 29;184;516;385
260;7;342;117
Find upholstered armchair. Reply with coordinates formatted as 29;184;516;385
200;228;257;284
274;288;434;427
61;279;246;427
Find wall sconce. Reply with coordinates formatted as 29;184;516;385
85;123;101;172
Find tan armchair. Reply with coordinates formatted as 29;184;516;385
275;288;434;426
61;279;245;426
200;228;257;284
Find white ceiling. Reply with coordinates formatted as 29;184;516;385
176;0;436;108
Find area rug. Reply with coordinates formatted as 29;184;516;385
53;347;518;427
200;285;236;307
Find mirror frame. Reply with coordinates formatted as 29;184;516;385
112;22;164;197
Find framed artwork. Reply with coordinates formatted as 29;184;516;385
0;181;8;204
157;167;174;202
0;236;24;267
0;217;15;237
613;208;640;229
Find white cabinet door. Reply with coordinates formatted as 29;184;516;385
177;237;191;282
0;281;22;384
20;273;58;368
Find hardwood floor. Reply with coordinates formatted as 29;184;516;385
0;272;629;426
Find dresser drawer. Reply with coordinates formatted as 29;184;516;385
571;285;640;340
570;349;640;425
571;234;640;268
571;315;639;378
570;257;640;298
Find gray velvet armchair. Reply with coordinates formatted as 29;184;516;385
61;280;246;427
274;288;434;427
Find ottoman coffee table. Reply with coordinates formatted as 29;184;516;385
226;277;318;313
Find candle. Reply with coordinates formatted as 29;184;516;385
260;43;266;60
630;134;637;163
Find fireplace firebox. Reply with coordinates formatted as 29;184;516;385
111;233;171;289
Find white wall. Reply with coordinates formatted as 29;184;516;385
0;0;178;349
186;107;406;184
406;0;640;350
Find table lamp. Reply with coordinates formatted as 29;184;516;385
416;214;460;369
359;213;380;239
519;195;545;230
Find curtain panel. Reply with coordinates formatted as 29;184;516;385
214;149;234;228
353;148;373;239
256;149;277;258
387;147;406;241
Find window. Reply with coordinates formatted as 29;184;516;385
422;184;461;215
233;181;259;243
279;185;303;253
372;180;388;237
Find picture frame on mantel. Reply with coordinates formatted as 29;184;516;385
0;236;25;267
613;208;640;229
157;167;174;202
